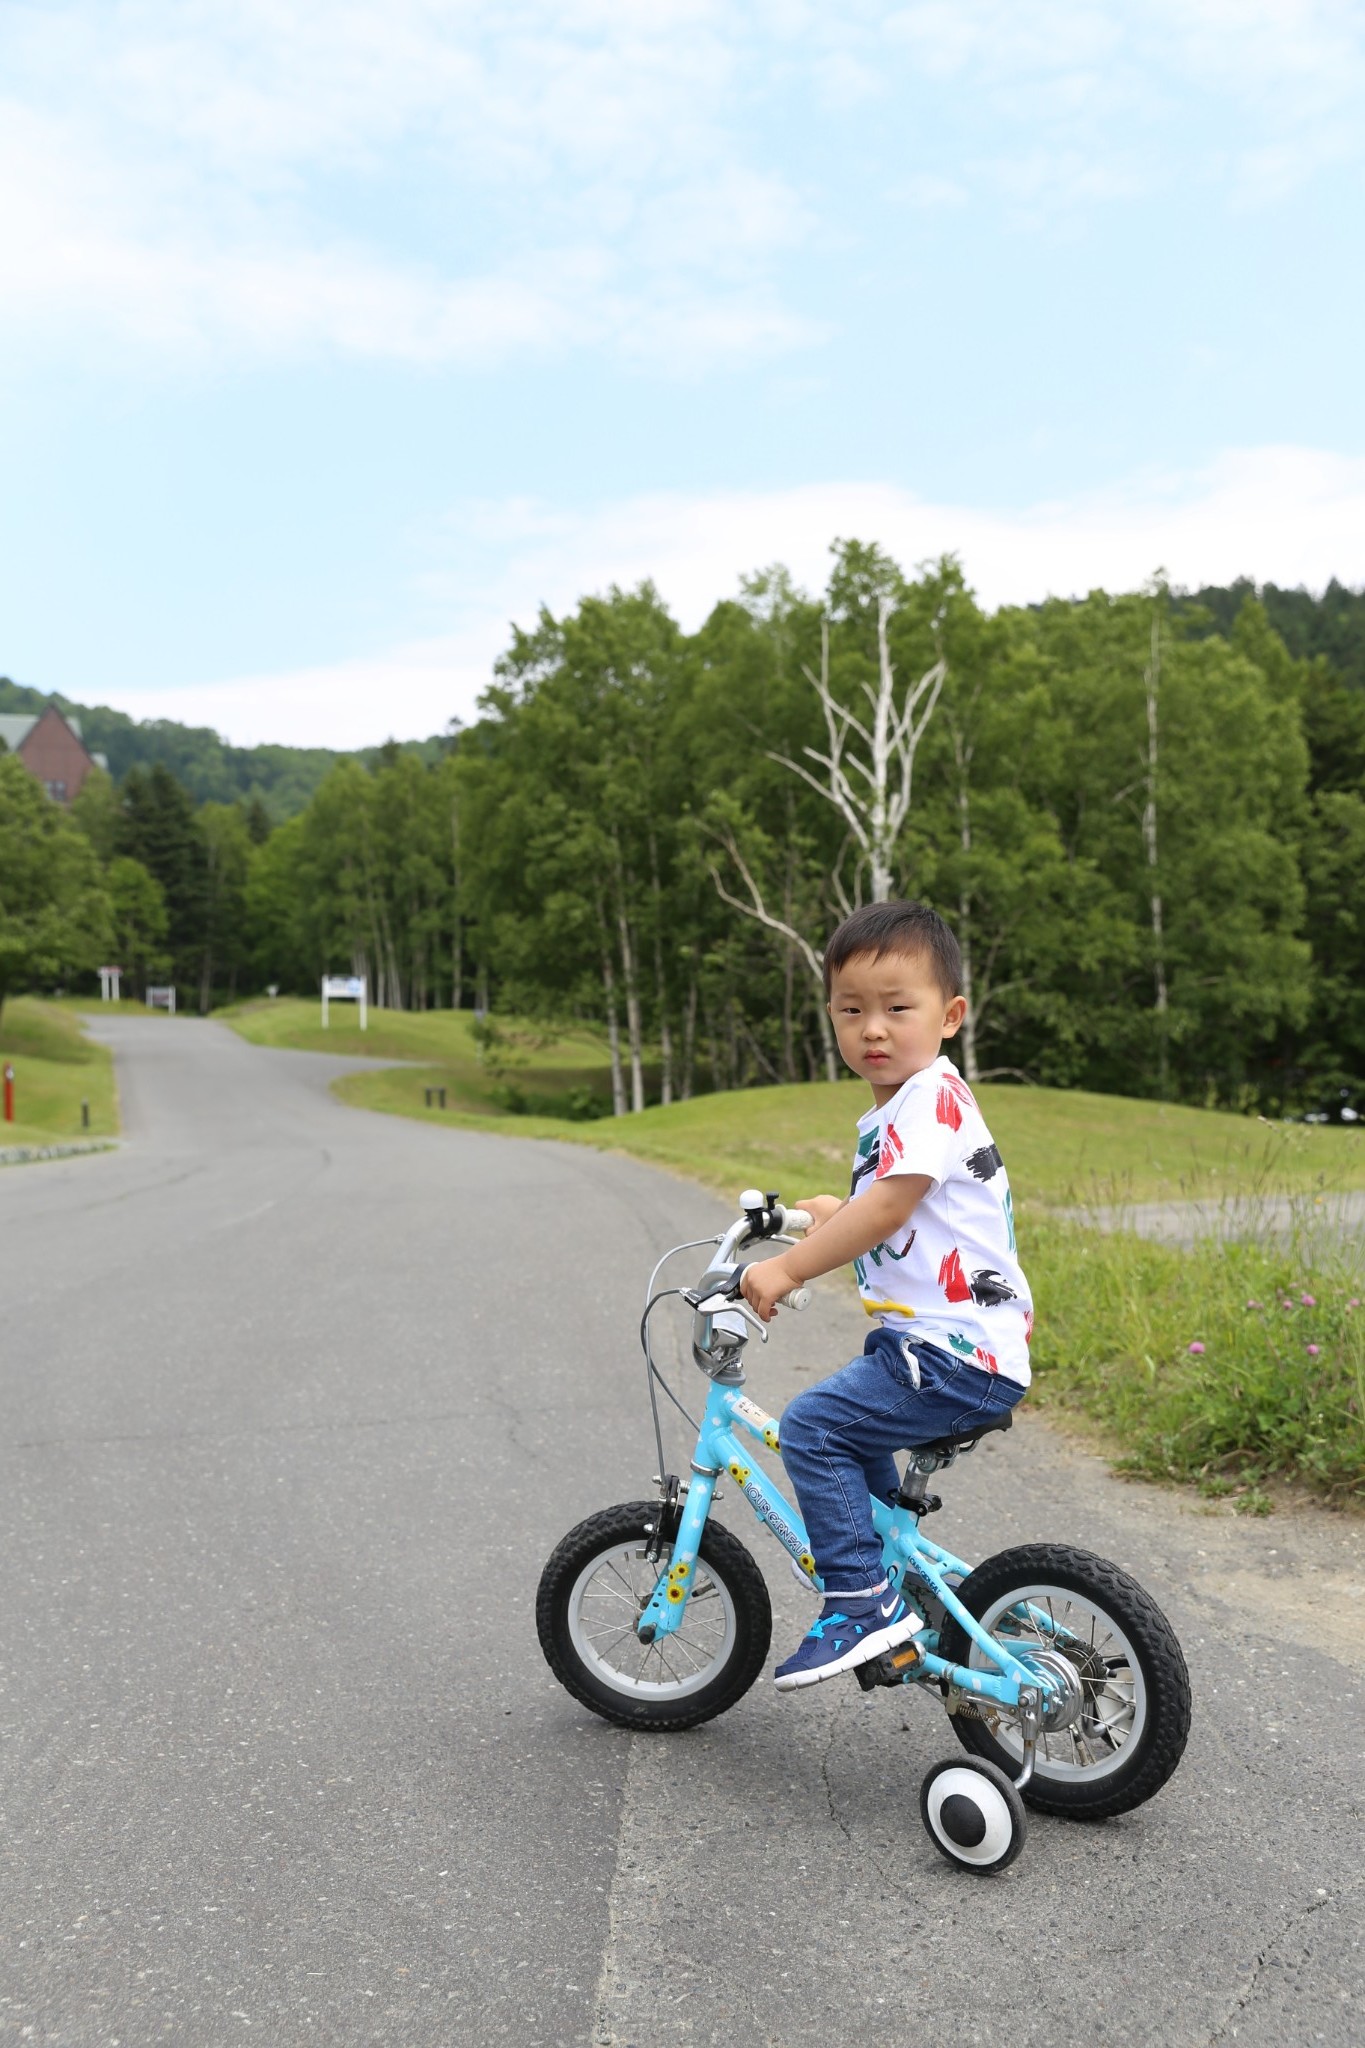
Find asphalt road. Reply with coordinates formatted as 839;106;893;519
1070;1189;1365;1250
2;1018;1361;2048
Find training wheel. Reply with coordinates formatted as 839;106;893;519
920;1756;1027;1874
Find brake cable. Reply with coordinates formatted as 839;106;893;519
638;1289;701;1481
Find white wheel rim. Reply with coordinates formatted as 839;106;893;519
968;1581;1148;1783
567;1542;736;1699
926;1767;1016;1867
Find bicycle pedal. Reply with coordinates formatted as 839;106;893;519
855;1640;925;1690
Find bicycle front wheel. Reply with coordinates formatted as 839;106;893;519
536;1501;772;1731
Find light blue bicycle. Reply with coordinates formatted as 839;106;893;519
537;1193;1191;1872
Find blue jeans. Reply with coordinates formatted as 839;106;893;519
779;1329;1025;1595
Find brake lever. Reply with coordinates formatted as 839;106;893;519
688;1285;769;1342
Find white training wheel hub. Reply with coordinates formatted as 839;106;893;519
920;1757;1026;1873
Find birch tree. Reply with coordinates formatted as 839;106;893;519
771;598;945;904
705;548;948;1062
1141;596;1170;1095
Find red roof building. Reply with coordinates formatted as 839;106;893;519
0;706;106;806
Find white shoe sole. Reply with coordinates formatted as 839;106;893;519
773;1612;922;1692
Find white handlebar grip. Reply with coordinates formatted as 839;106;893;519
777;1286;811;1311
783;1207;813;1234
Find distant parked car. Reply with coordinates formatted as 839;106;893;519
1292;1086;1363;1126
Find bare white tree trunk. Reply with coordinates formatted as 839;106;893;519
1143;606;1169;1095
601;948;627;1117
813;992;838;1083
648;830;673;1106
618;908;646;1113
611;835;646;1113
680;976;697;1100
449;790;463;1010
769;600;946;905
704;599;947;1081
706;824;838;1082
950;714;980;1083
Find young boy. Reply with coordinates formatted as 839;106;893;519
740;899;1032;1691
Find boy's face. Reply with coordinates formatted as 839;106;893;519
827;948;967;1105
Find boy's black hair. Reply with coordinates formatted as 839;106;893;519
822;900;963;1000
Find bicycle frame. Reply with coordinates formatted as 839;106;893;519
636;1377;1045;1715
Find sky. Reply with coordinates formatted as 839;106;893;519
2;0;1363;748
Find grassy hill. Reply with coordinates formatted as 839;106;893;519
320;1052;1365;1211
0;999;120;1146
224;998;619;1113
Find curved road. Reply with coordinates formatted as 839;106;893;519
1;1019;1361;2047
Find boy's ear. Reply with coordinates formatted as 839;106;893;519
941;996;967;1039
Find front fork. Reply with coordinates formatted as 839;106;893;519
637;1463;721;1641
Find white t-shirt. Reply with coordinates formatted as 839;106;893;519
848;1055;1033;1386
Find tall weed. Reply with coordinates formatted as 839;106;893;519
1027;1216;1365;1505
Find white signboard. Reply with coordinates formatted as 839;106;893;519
321;975;368;1029
146;985;176;1014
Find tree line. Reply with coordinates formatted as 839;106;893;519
3;548;1362;1114
0;675;444;817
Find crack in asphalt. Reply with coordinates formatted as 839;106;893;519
818;1696;917;1901
589;1731;645;2048
1201;1870;1365;2044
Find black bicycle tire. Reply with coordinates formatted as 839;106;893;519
536;1501;773;1732
939;1542;1191;1819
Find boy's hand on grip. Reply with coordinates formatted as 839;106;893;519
795;1194;843;1232
741;1256;798;1323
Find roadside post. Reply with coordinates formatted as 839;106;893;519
3;1064;13;1122
322;975;368;1030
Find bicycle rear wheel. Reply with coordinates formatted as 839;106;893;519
536;1501;772;1731
939;1542;1191;1819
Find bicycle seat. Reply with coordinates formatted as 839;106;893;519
912;1409;1013;1460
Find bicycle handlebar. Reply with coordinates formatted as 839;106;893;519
765;1202;811;1308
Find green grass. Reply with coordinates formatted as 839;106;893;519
1028;1221;1365;1507
224;998;619;1113
332;1066;1365;1211
0;998;120;1144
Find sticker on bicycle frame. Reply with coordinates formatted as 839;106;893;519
741;1479;805;1563
729;1393;781;1451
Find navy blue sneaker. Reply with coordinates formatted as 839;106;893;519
773;1588;921;1691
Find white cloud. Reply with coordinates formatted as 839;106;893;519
0;1;813;370
882;0;1365;204
109;444;1365;749
2;1;1359;369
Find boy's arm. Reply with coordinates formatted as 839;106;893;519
741;1176;931;1321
